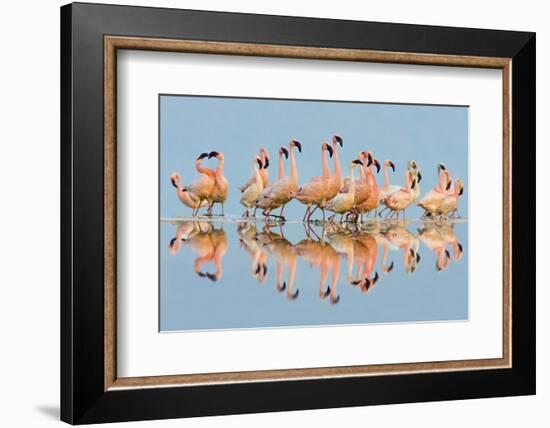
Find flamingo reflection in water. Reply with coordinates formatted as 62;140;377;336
417;222;463;272
237;222;268;283
168;221;227;281
379;221;421;275
253;224;299;300
294;224;341;304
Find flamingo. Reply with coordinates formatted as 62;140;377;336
325;159;363;222
206;151;228;216
417;163;454;218
257;139;301;221
179;153;216;216
352;152;382;219
436;178;464;218
237;222;269;282
170;173;208;213
240;156;264;217
254;147;287;218
383;171;417;218
381;222;421;274
240;147;270;191
341;151;370;206
293;142;334;221
418;223;453;272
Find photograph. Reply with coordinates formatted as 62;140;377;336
160;95;468;332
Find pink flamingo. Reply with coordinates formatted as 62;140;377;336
206;151;228;216
240;147;270;191
294;142;334;221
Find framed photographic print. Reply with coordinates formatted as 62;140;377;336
60;2;535;424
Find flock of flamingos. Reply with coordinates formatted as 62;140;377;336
170;134;464;222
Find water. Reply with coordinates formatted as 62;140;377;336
159;218;468;332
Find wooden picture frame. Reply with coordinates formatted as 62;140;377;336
61;2;535;424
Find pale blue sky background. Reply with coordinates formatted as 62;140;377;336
160;95;469;220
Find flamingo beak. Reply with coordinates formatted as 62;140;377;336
417;171;422;182
170;178;177;188
459;185;464;196
169;238;176;247
389;161;395;172
334;135;343;146
281;147;289;159
293;140;302;152
208;151;219;159
374;159;381;173
326;145;334;158
256;158;263;169
366;153;373;166
446;179;452;191
263;156;270;168
437;163;446;173
196;152;209;160
352;159;363;166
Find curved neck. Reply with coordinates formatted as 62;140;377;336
195;160;215;177
359;159;366;180
321;148;330;179
278;151;285;180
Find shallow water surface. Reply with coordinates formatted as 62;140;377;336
160;218;468;332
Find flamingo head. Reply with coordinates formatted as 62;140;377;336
259;147;270;168
352;159;363;167
323;142;334;158
280;146;289;159
169;172;181;188
196;152;209;160
208;151;224;161
254;156;263;169
290;139;302;152
333;135;343;147
456;178;464;196
437;163;446;173
386;160;395;172
373;158;381;173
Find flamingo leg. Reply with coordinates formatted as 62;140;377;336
302;205;311;222
308;205;319;222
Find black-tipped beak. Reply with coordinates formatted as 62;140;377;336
352;159;363;166
387;261;394;272
457;243;463;254
389;161;395;172
445;249;450;259
417;171;422;182
334;135;343;146
293;140;302;152
326;145;334;158
458;186;464;196
169;238;176;247
263;157;270;169
411;179;417;190
372;272;379;285
256;158;263;169
281;147;289;159
208;151;219;159
197;152;209;160
374;159;381;173
438;163;446;172
446;179;452;191
170;178;177;188
366;153;373;166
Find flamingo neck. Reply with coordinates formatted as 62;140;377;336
404;171;412;192
254;163;263;189
278;152;285;180
333;143;341;182
383;165;390;192
195;160;214;177
437;170;449;191
290;147;298;184
321;148;330;180
349;165;356;195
